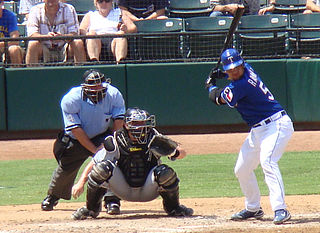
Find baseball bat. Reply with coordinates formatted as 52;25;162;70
213;5;245;70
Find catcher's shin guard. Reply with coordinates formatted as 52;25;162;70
154;164;193;216
86;183;106;213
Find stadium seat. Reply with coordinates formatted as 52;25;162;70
273;0;306;14
184;16;233;59
66;0;96;20
4;1;18;13
167;0;213;18
134;18;184;61
260;0;269;7
288;13;320;56
238;14;289;57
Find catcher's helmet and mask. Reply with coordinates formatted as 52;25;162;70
221;48;244;71
81;69;111;104
124;108;156;144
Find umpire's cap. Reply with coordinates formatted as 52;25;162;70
221;48;243;71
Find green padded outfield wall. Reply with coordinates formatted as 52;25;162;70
126;60;288;126
0;68;6;130
286;59;320;122
5;66;126;131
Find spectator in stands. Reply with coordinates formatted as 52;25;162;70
0;0;24;66
211;0;259;16
79;0;136;63
259;0;313;15
303;0;320;13
25;0;86;66
19;0;66;23
118;0;168;21
258;0;276;14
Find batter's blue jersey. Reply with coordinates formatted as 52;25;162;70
61;84;126;139
221;63;283;126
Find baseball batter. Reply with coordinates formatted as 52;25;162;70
205;48;294;224
70;108;193;220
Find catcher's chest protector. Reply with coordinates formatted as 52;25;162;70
116;132;157;187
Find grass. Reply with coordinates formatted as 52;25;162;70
0;151;320;205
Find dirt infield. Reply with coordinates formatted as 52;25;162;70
1;131;320;232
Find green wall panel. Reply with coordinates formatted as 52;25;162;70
286;59;320;122
126;63;242;126
6;65;126;131
0;68;6;130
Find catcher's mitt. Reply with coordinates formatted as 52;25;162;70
148;134;178;158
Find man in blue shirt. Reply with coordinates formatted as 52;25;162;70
206;48;294;224
0;0;23;65
41;69;126;215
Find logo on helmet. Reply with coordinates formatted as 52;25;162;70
221;48;243;71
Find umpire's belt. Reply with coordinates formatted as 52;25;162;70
253;110;287;128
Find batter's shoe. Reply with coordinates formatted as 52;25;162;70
273;209;291;224
231;208;264;221
167;205;194;217
41;195;59;211
72;206;99;220
105;202;120;215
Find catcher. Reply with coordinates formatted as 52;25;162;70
71;107;194;220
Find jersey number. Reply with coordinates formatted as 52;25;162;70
259;82;274;100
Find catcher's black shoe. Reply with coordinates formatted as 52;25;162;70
231;207;264;221
167;205;194;217
72;206;99;220
105;202;120;215
273;209;291;224
41;195;59;211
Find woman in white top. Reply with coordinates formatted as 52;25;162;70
80;0;136;63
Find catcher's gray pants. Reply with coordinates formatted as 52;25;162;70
47;131;111;200
105;166;160;202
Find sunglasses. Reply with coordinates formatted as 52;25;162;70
97;0;111;3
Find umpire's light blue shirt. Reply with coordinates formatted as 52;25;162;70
61;85;125;139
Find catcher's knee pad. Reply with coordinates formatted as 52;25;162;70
154;164;179;189
88;161;114;188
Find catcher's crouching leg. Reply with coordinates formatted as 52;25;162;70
72;161;113;220
154;164;193;217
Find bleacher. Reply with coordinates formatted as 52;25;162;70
1;0;320;67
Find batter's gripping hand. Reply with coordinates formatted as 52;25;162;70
148;134;178;159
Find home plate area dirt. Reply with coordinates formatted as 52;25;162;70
0;131;320;232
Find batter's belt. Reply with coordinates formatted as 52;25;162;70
253;110;287;128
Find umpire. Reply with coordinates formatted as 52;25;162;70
41;69;126;214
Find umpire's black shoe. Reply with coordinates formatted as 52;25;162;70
167;205;194;217
72;206;99;220
231;207;264;221
273;209;291;224
41;195;59;211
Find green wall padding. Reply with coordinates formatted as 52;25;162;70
6;66;126;131
286;59;320;122
0;68;6;130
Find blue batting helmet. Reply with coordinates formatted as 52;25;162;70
221;49;244;71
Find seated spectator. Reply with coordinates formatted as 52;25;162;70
259;0;276;14
0;0;23;66
259;0;310;15
19;0;66;23
118;0;168;21
79;0;136;63
25;0;86;66
303;0;320;13
211;0;259;17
